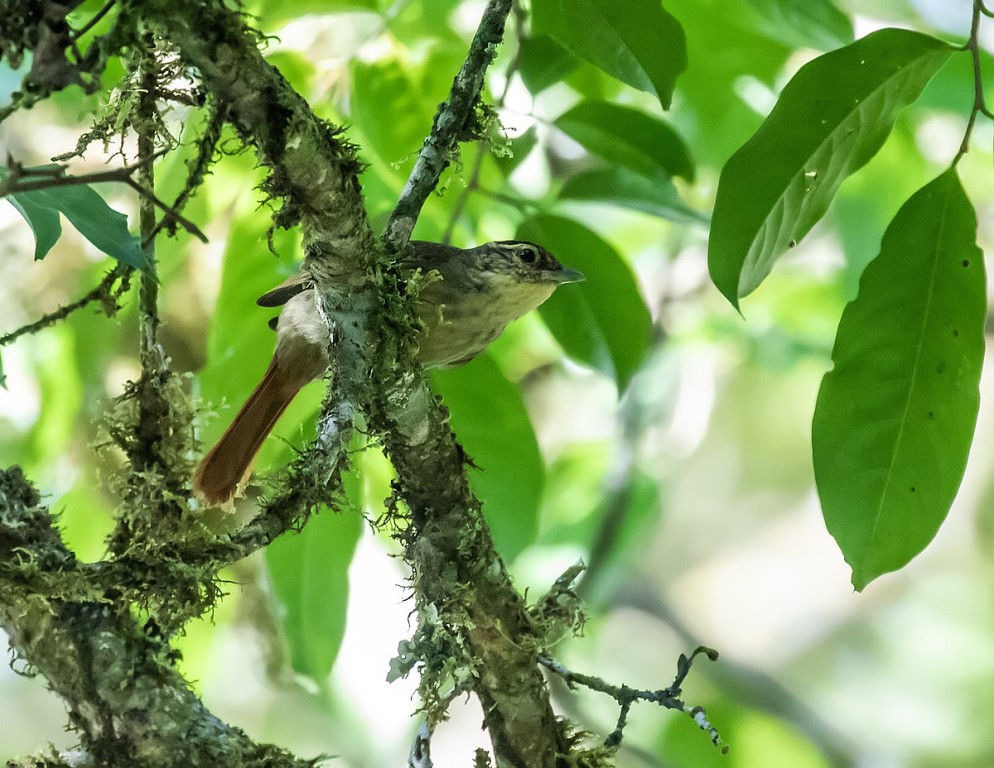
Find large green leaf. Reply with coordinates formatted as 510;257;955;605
812;170;985;590
432;353;544;562
741;0;853;51
555;100;694;182
5;176;148;270
559;167;707;225
517;215;651;391
708;29;954;307
531;0;687;107
518;35;580;95
266;473;364;682
7;193;62;261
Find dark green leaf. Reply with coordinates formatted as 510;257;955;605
555;101;694;182
8;182;148;270
559;166;707;224
432;354;544;562
517;215;651;391
708;29;954;307
351;57;437;167
7;193;62;261
812;170;985;590
532;0;687;107
518;35;579;94
741;0;853;51
267;475;364;681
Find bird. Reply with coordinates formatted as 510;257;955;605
192;240;583;505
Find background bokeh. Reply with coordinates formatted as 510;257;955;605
1;0;993;766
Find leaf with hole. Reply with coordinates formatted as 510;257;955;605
708;28;954;307
812;170;985;590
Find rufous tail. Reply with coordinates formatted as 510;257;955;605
193;358;301;506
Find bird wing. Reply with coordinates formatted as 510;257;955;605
256;271;312;307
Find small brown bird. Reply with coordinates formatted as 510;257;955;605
193;240;583;505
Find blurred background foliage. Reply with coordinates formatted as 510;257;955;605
1;0;994;766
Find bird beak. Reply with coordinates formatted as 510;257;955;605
555;268;585;284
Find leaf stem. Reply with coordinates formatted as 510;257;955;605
953;1;993;165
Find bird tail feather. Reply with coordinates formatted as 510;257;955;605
193;359;299;506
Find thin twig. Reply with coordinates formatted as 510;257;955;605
143;101;226;243
441;7;523;244
0;266;131;348
71;0;117;42
538;647;725;752
954;1;993;165
383;0;514;251
1;159;208;242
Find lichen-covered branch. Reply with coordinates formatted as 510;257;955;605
384;0;513;251
4;0;569;765
0;467;311;768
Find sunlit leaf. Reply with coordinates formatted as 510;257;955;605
708;29;954;307
532;0;687;107
741;0;853;51
432;353;543;562
517;215;651;391
555;100;694;182
351;58;435;167
559;167;707;224
812;170;985;590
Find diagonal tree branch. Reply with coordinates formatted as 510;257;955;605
0;466;309;768
4;0;564;765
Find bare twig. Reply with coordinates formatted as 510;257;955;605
538;647;726;752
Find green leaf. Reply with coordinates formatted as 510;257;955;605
555;100;694;182
518;35;579;94
350;57;437;167
517;215;651;391
8;182;148;270
741;0;853;51
559;166;707;225
248;0;378;25
532;0;687;107
708;29;954;307
432;354;544;562
266;477;364;681
812;170;985;590
7;193;62;261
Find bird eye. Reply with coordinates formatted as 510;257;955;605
519;247;537;263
